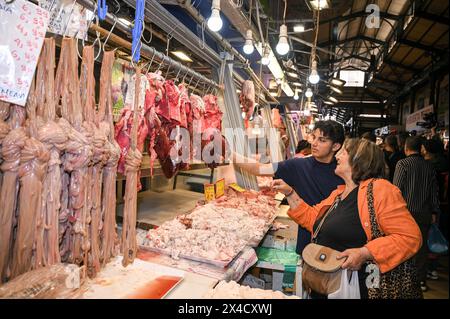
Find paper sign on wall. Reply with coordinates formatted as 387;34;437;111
0;0;50;106
38;0;92;40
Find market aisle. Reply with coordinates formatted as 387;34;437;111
423;256;449;299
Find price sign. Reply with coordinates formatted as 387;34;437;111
204;183;215;202
38;0;90;40
0;0;50;106
229;183;246;193
215;178;225;198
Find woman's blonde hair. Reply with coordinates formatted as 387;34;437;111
343;138;386;183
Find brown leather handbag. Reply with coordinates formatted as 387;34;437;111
302;197;346;295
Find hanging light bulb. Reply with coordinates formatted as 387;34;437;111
261;45;270;65
276;24;290;55
294;89;299;100
308;60;320;84
243;29;254;54
329;85;343;94
207;0;223;32
328;96;339;103
305;87;313;98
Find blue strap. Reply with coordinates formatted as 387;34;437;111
97;0;108;21
132;0;146;63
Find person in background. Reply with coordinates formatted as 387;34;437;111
397;132;410;158
232;120;345;256
361;132;377;143
295;140;312;158
393;136;441;292
384;135;405;182
422;138;449;280
273;138;422;298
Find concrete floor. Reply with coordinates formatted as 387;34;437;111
423;256;449;299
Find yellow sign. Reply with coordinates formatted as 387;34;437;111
229;183;246;193
215;179;225;198
204;184;215;201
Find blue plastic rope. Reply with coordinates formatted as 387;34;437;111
132;0;146;63
97;0;108;21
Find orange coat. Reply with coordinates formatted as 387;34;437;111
287;178;422;273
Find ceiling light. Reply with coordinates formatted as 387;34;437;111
294;89;299;100
328;96;339;103
171;51;193;62
293;24;305;33
305;88;313;98
287;72;298;78
329;85;343;94
309;0;330;10
276;24;289;56
243;29;254;55
359;114;384;118
207;0;223;32
330;77;346;86
293;82;302;87
118;17;133;27
324;101;334;105
308;60;320;84
261;45;270;65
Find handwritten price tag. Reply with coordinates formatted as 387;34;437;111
215;178;225;198
229;183;246;193
204;184;215;202
0;0;49;106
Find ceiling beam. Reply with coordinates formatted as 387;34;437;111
398;38;447;55
319;11;401;25
382;59;421;73
319;35;385;48
414;11;450;26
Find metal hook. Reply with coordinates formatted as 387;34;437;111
103;17;118;52
113;0;121;14
193;78;201;91
156;55;165;73
182;69;189;83
145;50;157;74
174;65;182;82
164;59;172;79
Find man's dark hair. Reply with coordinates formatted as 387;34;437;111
423;139;445;155
397;132;409;149
405;136;423;153
385;135;399;152
361;132;377;143
313;120;345;145
296;140;311;153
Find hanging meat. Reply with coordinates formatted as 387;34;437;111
11;76;50;278
202;94;226;168
0;126;27;282
144;72;164;176
98;51;121;267
121;67;143;267
239;80;255;128
115;72;148;190
34;38;68;268
0;102;10;185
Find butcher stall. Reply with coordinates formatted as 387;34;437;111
0;0;300;300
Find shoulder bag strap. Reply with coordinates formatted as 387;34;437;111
367;179;384;239
311;196;341;242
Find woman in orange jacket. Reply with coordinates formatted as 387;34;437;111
272;138;422;298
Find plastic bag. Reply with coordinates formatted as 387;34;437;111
328;270;360;299
428;224;449;254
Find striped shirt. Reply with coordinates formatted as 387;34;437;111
393;154;440;215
